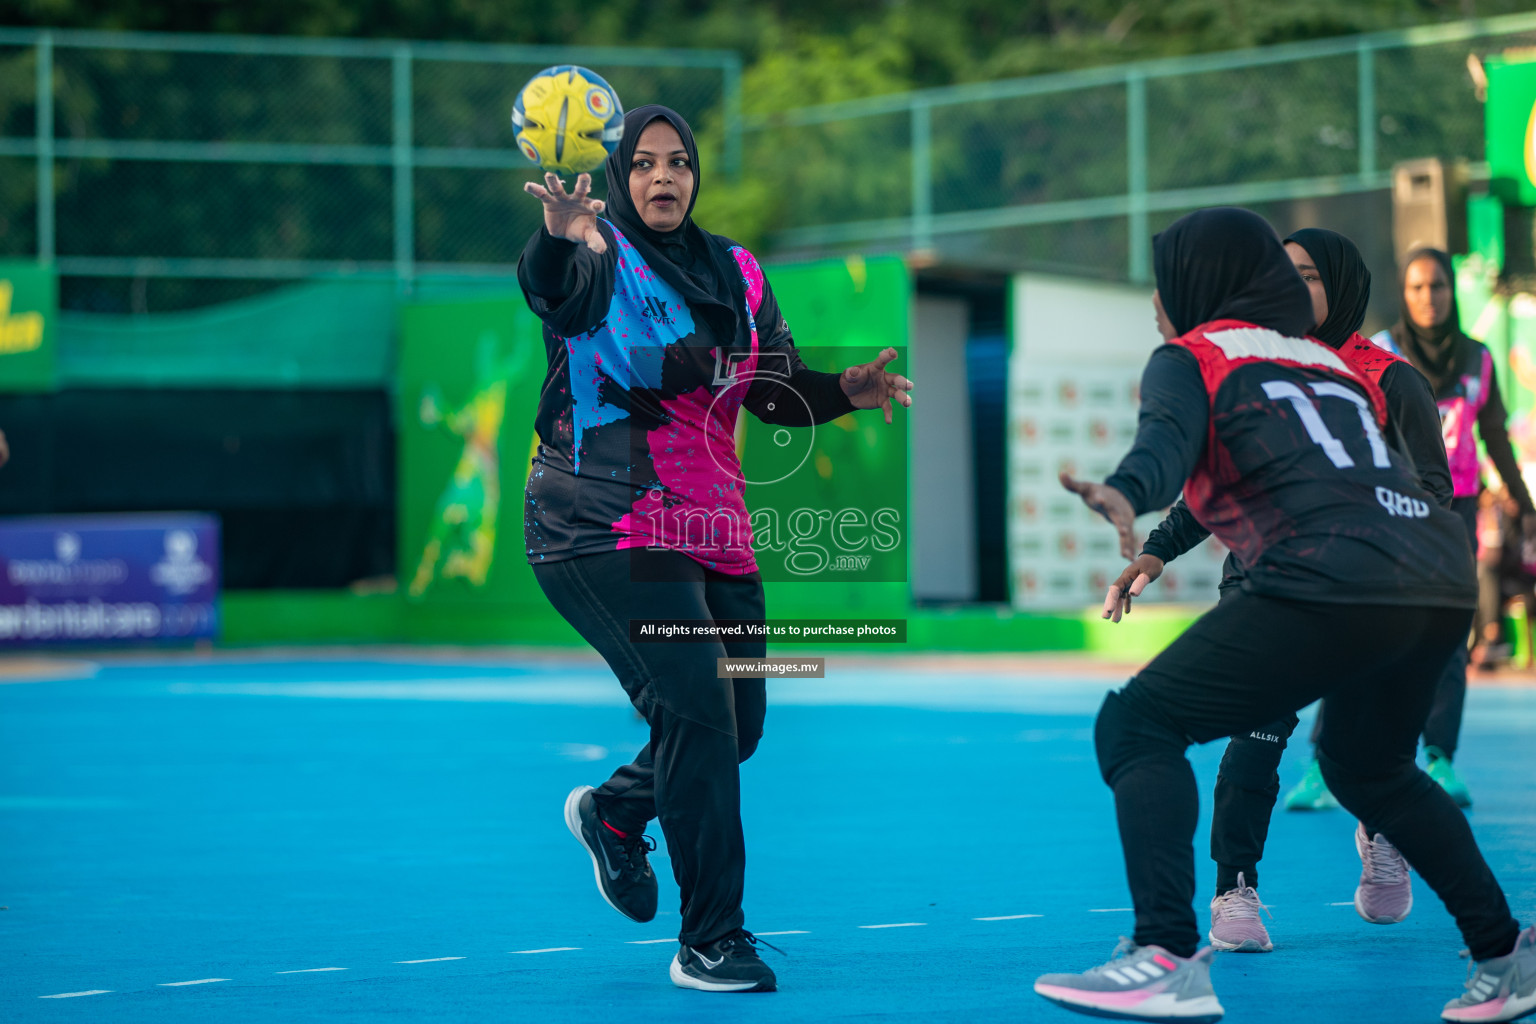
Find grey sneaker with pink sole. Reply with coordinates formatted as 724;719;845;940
1355;822;1413;924
1208;872;1273;952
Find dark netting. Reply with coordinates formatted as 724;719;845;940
0;156;37;258
1147;54;1359;191
53;47;392;145
746;110;912;230
0;45;36;137
414;166;544;265
1373;33;1536;168
931;84;1126;213
940;216;1131;281
0;389;396;589
54;159;393;261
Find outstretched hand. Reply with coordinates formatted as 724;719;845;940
1059;472;1137;561
840;347;914;425
1102;553;1165;623
523;171;607;253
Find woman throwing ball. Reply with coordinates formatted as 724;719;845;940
517;105;911;993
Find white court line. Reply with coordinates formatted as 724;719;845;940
858;922;926;929
975;914;1044;921
755;931;810;936
159;979;229;987
627;939;677;945
1089;908;1133;913
511;947;580;954
395;957;466;963
1329;901;1354;906
39;990;111;999
275;968;348;974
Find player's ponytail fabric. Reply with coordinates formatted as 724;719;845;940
1283;227;1371;349
600;105;751;351
1152;207;1315;339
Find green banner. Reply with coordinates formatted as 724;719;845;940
1486;57;1536;208
0;262;56;393
396;294;560;640
741;255;910;586
394;255;912;642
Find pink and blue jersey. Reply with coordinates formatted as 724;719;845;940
522;221;847;574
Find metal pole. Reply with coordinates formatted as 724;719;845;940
911;100;933;252
1126;71;1148;284
392;46;414;291
722;55;743;179
1357;41;1376;180
36;31;54;264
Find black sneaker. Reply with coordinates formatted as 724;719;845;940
670;930;779;992
563;785;658;923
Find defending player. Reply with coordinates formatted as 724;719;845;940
1101;228;1454;953
1034;208;1532;1024
518;105;912;994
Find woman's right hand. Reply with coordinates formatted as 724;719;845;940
1102;553;1165;623
523;171;607;254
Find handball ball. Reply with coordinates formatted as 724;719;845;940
512;65;624;175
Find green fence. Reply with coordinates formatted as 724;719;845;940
3;17;1534;308
0;28;741;310
747;11;1536;281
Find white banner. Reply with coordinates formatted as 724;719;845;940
1007;275;1226;610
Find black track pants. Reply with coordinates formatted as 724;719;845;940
1208;585;1295;895
1095;591;1518;962
1211;499;1481;893
533;548;767;948
1421;497;1479;757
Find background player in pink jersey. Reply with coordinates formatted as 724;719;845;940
1371;247;1535;808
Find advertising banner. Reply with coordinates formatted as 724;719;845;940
0;261;56;393
1008;274;1228;610
1485;57;1536;208
741;255;909;585
0;513;220;644
397;295;563;642
396;258;910;642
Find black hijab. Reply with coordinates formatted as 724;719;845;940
1282;227;1371;349
1389;247;1469;394
601;104;749;349
1153;207;1315;338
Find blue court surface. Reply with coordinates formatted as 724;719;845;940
3;652;1534;1024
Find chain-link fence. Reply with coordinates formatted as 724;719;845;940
0;30;741;311
751;12;1536;284
4;17;1536;312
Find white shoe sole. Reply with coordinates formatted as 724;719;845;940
1207;930;1272;953
564;784;641;922
1442;989;1536;1023
669;954;768;992
1035;982;1224;1022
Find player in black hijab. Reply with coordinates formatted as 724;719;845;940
1034;208;1527;1024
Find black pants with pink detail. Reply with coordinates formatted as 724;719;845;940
532;547;767;949
1094;591;1519;962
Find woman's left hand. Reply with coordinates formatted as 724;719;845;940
840;347;914;425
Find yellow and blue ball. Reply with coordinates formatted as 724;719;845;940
511;65;624;175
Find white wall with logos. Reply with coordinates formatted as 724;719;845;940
1007;274;1227;610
